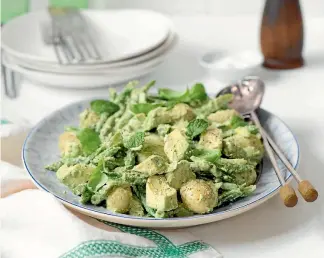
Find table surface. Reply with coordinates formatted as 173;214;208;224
2;15;324;258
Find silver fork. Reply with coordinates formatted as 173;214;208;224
68;9;102;61
47;7;102;64
2;62;17;99
2;23;17;99
41;22;73;64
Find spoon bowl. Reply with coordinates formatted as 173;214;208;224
216;76;265;115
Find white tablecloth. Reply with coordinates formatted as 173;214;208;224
1;161;222;258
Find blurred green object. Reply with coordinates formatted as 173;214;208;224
49;0;88;8
1;0;88;24
1;0;29;24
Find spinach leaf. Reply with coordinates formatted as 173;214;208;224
158;83;207;103
247;125;259;134
87;162;108;192
77;128;101;155
230;115;249;129
104;157;125;171
90;100;119;115
123;132;145;149
158;88;189;101
192;149;221;163
80;187;93;204
130;103;162;115
189;83;207;101
218;184;256;207
186;119;209;139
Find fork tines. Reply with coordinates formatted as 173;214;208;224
48;7;102;65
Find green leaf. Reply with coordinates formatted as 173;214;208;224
104;157;125;171
90;100;119;115
77;128;101;155
80;187;93;204
123;132;145;149
158;83;207;103
189;83;207;101
186;119;209;139
192;149;221;163
130;103;162;115
230;115;248;129
133;184;157;217
218;184;256;207
158;88;189;101
247;125;259;134
87;162;108;192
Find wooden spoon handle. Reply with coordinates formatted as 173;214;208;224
250;112;298;208
280;184;298;207
260;128;319;203
298;180;318;202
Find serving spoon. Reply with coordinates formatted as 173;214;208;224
216;76;318;207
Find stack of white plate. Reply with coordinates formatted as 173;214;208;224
1;9;177;89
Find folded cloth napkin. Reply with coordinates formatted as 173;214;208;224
0;161;222;258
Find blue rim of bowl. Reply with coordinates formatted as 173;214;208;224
22;103;299;221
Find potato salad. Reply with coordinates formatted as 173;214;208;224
46;81;265;218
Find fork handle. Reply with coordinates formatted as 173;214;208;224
2;64;17;99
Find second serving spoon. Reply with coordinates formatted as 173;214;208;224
217;76;318;207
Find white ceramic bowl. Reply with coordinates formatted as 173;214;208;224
5;32;177;74
2;54;164;89
2;9;171;64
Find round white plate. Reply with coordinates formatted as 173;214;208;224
2;9;171;64
2;41;174;89
22;99;299;228
5;32;177;74
3;58;161;89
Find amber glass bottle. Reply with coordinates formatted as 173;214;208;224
260;0;304;69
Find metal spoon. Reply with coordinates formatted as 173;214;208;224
217;76;318;206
